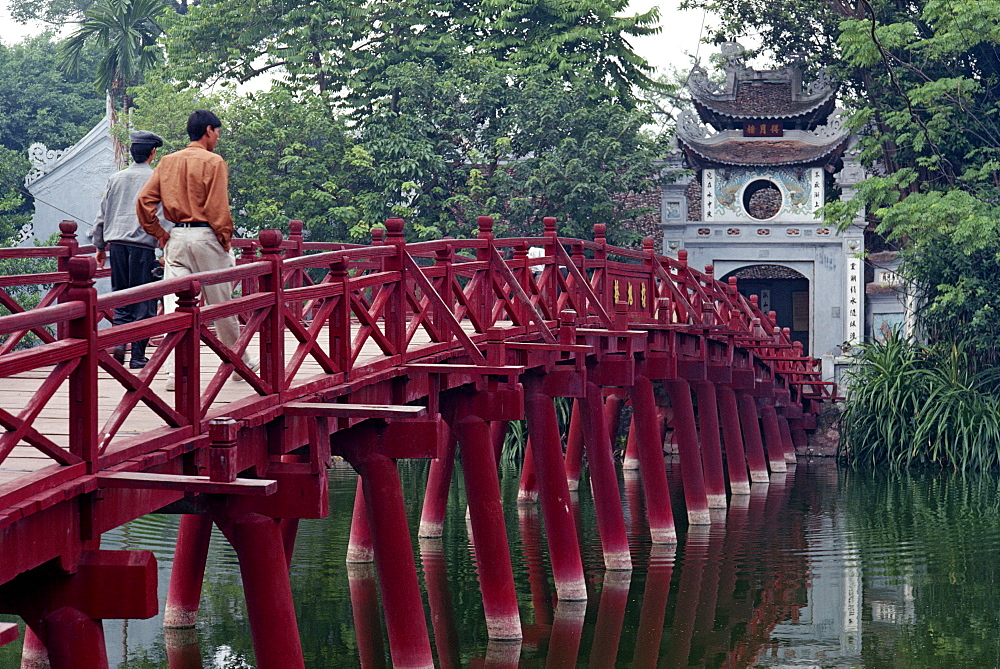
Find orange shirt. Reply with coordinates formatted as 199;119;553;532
137;143;234;250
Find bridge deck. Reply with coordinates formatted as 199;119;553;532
0;321;480;486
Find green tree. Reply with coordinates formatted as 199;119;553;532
122;78;373;240
680;0;1000;363
0;34;105;152
152;0;667;243
353;56;665;242
8;0;188;26
59;0;169;110
163;0;662;107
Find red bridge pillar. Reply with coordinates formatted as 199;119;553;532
215;512;304;669
693;381;728;509
0;550;158;669
631;375;677;542
563;399;584;491
164;514;212;628
736;391;771;482
663;379;711;525
759;405;788;473
579;380;631;570
355;453;435;667
452;408;522;639
717;385;752;494
524;376;587;601
418;422;457;538
346;479;374;563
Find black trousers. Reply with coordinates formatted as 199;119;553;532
109;243;159;359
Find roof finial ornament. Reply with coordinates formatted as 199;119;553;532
719;41;747;73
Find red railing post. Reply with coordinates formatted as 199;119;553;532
477;216;495;329
542;217;558;316
384;218;407;355
513;242;530;324
675;250;691;323
56;220;79;274
239;245;257;298
643;237;656;318
433;244;455;342
56;220;81;340
258;229;286;393
286;220;305;321
593;223;609;309
174;281;202;426
328;257;351;375
65;256;98;472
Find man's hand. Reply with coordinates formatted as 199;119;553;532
95;249;106;269
158;232;170;248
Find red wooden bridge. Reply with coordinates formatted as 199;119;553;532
0;216;834;668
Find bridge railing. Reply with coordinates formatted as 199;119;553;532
0;215;832;511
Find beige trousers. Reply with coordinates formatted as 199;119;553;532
163;227;256;367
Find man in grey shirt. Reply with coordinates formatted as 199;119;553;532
94;130;167;369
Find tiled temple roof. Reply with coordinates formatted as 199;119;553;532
679;134;850;168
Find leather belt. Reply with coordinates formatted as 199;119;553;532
174;222;211;228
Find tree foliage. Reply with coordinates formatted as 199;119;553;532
0;34;105;153
59;0;169;109
0;35;106;246
683;0;1000;362
116;0;668;244
162;0;662;108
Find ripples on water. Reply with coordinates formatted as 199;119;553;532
4;459;1000;667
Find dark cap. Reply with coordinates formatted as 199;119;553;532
129;130;164;147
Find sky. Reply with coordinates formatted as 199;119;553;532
0;1;713;79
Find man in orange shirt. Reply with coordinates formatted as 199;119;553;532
137;110;258;390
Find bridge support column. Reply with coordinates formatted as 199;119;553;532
580;380;631;570
605;393;630;467
736;391;770;482
717;386;751;494
164;514;212;628
164;628;201;669
453;412;522;639
216;513;304;669
663;379;711;524
563;399;584;491
631;375;677;542
524;378;587;601
759;406;788;473
491;420;508;466
356;454;435;668
777;414;797;463
346;479;373;563
1;550;158;669
419;424;456;538
693;381;728;508
622;416;638;470
517;438;538;503
41;607;107;669
20;625;48;669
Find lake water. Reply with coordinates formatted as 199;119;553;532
4;457;1000;668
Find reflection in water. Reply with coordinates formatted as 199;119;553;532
8;460;1000;667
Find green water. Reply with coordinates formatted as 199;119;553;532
4;458;1000;668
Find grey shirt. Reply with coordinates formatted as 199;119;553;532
93;162;171;249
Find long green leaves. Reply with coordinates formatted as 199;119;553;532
840;332;1000;471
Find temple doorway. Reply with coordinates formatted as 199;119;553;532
722;264;810;353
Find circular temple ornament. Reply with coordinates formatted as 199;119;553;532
743;179;783;220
